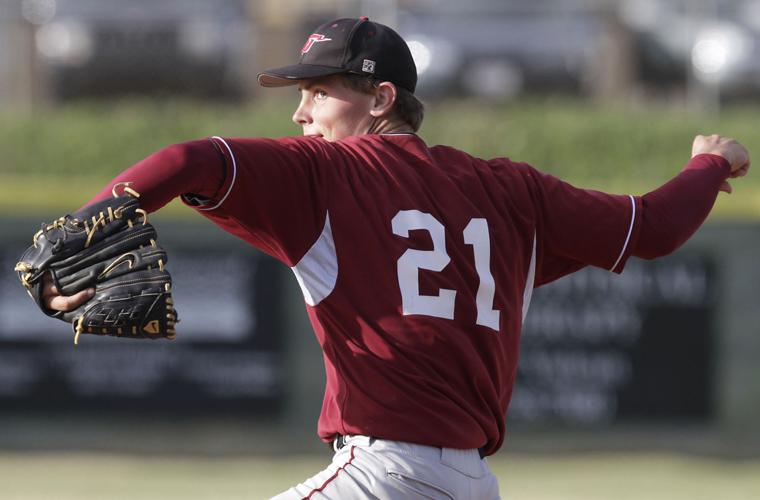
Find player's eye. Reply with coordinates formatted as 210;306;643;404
314;90;328;100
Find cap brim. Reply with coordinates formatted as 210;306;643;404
257;64;348;87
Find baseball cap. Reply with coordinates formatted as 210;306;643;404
258;17;417;93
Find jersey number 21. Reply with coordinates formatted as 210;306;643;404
392;209;500;331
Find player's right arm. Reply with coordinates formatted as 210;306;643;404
631;134;748;258
531;134;749;285
691;134;750;193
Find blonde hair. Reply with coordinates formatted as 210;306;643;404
342;74;424;132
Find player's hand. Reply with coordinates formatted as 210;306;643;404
41;272;94;312
692;134;750;194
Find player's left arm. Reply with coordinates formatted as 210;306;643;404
35;139;227;315
84;139;227;213
37;136;333;314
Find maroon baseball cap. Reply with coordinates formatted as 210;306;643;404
258;17;417;93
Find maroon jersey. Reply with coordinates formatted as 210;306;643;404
180;133;643;455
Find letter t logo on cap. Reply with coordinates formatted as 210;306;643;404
301;34;332;54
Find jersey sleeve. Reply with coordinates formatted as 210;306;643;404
632;154;729;259
85;139;227;213
528;167;642;286
182;136;335;266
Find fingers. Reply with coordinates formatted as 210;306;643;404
719;180;732;194
691;134;710;157
41;273;95;312
729;163;750;179
691;134;720;157
48;288;95;312
731;142;750;172
692;134;750;175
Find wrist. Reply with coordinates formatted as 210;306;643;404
685;153;731;177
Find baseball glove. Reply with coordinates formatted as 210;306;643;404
14;182;178;344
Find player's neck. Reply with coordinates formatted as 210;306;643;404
366;116;414;136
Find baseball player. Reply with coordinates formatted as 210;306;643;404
40;17;749;499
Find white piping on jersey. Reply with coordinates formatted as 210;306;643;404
522;232;537;322
198;136;238;211
291;212;338;306
609;195;636;271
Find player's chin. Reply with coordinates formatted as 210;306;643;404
313;134;336;142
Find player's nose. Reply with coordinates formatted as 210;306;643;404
292;101;312;127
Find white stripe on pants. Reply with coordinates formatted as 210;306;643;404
271;435;501;499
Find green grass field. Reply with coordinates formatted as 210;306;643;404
2;98;759;218
1;451;759;499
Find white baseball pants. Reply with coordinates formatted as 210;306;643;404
270;435;501;499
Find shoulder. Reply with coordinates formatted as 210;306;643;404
218;135;351;168
243;135;338;155
430;144;539;179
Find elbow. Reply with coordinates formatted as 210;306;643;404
156;142;195;165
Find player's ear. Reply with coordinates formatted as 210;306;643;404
370;82;397;118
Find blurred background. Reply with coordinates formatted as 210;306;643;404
1;0;760;498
